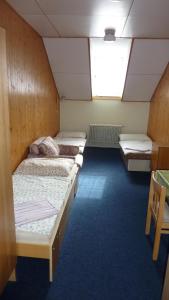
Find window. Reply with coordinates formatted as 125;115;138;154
90;38;132;100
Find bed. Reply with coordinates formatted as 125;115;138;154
13;157;79;281
53;131;87;154
119;134;152;172
28;133;86;167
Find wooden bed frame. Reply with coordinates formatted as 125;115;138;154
16;171;78;281
120;148;151;172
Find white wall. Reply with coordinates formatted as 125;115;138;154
60;99;150;134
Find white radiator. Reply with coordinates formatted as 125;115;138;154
87;124;122;148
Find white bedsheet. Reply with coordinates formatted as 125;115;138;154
119;140;152;155
53;137;86;150
13;174;71;237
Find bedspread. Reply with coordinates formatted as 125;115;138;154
13;174;70;236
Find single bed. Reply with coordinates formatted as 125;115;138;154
119;134;152;172
53;131;87;154
13;157;79;281
28;133;86;167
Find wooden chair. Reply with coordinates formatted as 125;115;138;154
145;171;169;260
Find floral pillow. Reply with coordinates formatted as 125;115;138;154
39;136;59;157
59;144;79;156
29;137;45;155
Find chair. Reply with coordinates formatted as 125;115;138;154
145;171;169;260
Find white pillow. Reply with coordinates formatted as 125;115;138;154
57;131;86;139
14;158;74;177
119;134;151;142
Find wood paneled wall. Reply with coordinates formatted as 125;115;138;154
0;1;60;171
148;64;169;143
0;27;16;294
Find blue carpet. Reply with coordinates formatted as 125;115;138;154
1;148;168;300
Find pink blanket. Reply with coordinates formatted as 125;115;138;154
15;200;58;226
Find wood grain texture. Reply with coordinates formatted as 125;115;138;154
162;256;169;300
148;64;169;144
148;64;169;169
0;1;60;171
0;27;16;295
151;143;169;170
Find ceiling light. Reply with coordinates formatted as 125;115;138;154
104;28;116;41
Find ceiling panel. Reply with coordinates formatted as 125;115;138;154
22;15;58;37
129;0;169;19
6;0;169;103
54;73;91;100
7;0;169;38
123;74;161;101
122;16;169;38
128;39;169;75
43;38;90;74
37;0;132;17
48;15;126;37
43;38;91;100
7;0;42;14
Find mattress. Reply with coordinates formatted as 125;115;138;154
119;140;152;159
14;165;78;242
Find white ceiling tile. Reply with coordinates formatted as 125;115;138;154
43;38;90;74
129;0;169;19
48;15;126;37
123;74;161;101
128;39;169;75
38;0;132;17
54;73;91;100
122;16;169;38
7;0;169;39
22;15;58;37
7;0;42;14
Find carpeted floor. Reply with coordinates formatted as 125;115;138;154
1;148;168;300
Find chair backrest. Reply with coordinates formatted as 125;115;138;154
151;171;167;223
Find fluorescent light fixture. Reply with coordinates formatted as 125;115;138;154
104;28;116;41
90;38;132;99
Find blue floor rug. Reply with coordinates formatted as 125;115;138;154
1;148;168;300
46;148;168;300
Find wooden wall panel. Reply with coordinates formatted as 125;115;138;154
0;1;60;171
148;64;169;143
0;27;16;294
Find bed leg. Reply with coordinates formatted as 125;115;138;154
49;236;60;282
9;269;16;281
49;258;53;282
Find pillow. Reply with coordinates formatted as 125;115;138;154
59;144;79;156
119;134;151;142
14;158;74;177
56;131;86;139
39;136;59;157
29;137;45;155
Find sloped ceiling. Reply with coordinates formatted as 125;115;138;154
7;0;169;101
123;39;169;101
43;38;92;100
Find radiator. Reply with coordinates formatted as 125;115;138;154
87;124;122;148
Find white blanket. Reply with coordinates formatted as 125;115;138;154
119;140;152;155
